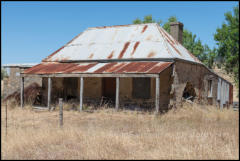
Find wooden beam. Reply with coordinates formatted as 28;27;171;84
47;77;52;110
115;77;120;110
79;77;84;111
20;77;24;108
21;73;159;78
155;77;160;114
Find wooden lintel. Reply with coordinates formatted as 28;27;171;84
21;73;159;78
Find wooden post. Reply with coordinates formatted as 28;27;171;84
47;77;52;110
59;98;63;127
5;102;7;138
79;77;84;111
115;77;120;110
20;77;24;108
155;76;160;114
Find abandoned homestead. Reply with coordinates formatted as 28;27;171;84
4;22;233;112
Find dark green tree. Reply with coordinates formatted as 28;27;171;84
1;68;8;80
214;5;239;85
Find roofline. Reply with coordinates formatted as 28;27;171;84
86;23;158;30
42;58;232;84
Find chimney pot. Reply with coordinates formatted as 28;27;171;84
170;22;183;44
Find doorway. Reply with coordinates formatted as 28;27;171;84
102;77;116;103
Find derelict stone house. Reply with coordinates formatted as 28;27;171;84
2;64;41;99
20;22;233;112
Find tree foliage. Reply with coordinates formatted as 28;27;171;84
132;15;214;68
214;5;239;85
1;68;8;80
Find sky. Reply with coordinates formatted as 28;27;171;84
1;1;239;64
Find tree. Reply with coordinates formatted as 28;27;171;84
132;15;162;25
132;15;216;68
1;68;8;80
214;5;239;85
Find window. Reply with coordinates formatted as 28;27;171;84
208;80;213;97
132;78;151;99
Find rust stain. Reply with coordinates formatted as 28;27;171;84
125;62;144;72
114;62;134;73
107;51;114;59
131;41;140;56
161;28;177;45
106;63;127;73
24;62;173;75
146;35;153;40
24;63;98;74
160;28;182;56
94;63;117;73
147;51;156;58
137;62;158;72
141;25;148;33
71;63;97;73
118;42;130;59
88;53;94;59
147;62;172;73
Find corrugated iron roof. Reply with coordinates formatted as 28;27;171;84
23;61;173;74
42;23;202;64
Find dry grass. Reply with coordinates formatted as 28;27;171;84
1;102;239;160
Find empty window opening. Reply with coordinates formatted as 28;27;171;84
132;78;151;99
182;82;196;101
208;80;213;97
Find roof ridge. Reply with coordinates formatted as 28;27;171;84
87;23;158;30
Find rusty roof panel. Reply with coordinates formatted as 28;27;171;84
42;23;201;64
23;61;173;75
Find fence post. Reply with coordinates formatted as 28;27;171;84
5;102;8;139
59;98;63;127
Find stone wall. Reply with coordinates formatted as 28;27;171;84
170;61;219;108
3;67;42;99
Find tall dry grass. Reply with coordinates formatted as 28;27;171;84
1;102;239;159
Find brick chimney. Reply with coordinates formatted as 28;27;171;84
170;22;183;44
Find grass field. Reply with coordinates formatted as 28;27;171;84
1;102;239;159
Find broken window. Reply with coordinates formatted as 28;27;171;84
182;82;196;101
132;78;150;99
208;80;213;97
